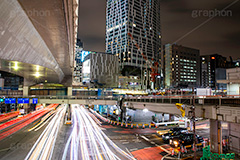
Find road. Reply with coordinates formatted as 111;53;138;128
0;104;236;160
25;105;67;160
62;104;135;160
0;104;59;160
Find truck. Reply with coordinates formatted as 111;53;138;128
196;88;212;96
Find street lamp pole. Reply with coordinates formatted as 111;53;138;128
192;87;196;160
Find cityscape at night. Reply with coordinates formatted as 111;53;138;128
0;0;239;159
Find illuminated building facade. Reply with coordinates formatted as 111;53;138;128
82;52;119;88
164;44;200;88
106;0;161;89
200;54;234;89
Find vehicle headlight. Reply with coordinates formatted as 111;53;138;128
173;141;178;145
166;136;169;138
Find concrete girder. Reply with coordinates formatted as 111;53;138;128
0;0;79;83
0;0;64;82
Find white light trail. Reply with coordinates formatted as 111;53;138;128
63;104;135;160
25;104;67;160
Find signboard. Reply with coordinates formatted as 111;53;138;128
18;98;29;104
82;59;91;83
5;98;16;104
32;98;38;104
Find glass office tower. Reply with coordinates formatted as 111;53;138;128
106;0;161;89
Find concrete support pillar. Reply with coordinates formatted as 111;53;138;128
169;114;174;121
190;120;193;131
23;78;34;96
210;119;222;154
67;87;72;96
184;117;188;128
23;86;29;96
162;113;164;122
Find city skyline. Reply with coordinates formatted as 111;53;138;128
78;0;240;59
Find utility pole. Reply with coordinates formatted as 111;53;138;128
192;87;196;160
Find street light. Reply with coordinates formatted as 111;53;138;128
143;108;148;112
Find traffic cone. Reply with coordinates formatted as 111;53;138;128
142;124;145;129
131;124;133;128
149;123;151;128
155;124;158;128
137;124;139;128
121;122;123;127
223;139;226;148
125;123;128;128
192;145;195;151
171;149;174;156
181;146;184;153
117;122;119;125
111;121;113;124
113;121;116;125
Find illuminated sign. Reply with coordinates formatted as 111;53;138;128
18;98;29;104
211;57;215;60
5;98;16;104
32;98;38;104
81;51;91;62
82;59;91;82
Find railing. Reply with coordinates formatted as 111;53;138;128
125;95;240;106
0;90;23;96
0;95;120;101
1;94;240;106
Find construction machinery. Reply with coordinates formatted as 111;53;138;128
127;33;159;83
175;103;186;117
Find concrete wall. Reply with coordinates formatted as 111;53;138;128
227;84;240;95
127;109;170;123
229;122;240;154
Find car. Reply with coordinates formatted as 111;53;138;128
162;127;188;143
169;133;204;148
157;129;170;136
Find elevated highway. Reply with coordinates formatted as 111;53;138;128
2;95;240;153
0;0;78;84
125;96;240;124
6;95;240;124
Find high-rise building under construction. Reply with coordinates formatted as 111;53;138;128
106;0;162;89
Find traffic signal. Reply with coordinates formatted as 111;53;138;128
175;103;185;117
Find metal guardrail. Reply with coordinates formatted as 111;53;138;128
0;95;120;101
1;94;240;106
125;95;240;106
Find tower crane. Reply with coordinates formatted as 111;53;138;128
127;33;159;82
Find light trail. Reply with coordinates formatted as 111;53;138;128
63;104;135;160
25;104;67;160
0;104;58;141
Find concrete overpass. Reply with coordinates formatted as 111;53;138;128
125;96;240;154
0;0;79;89
2;95;240;153
125;96;240;124
10;95;240;124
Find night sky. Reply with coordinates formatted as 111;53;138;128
78;0;240;60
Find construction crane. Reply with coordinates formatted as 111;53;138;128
127;33;159;82
175;103;186;117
